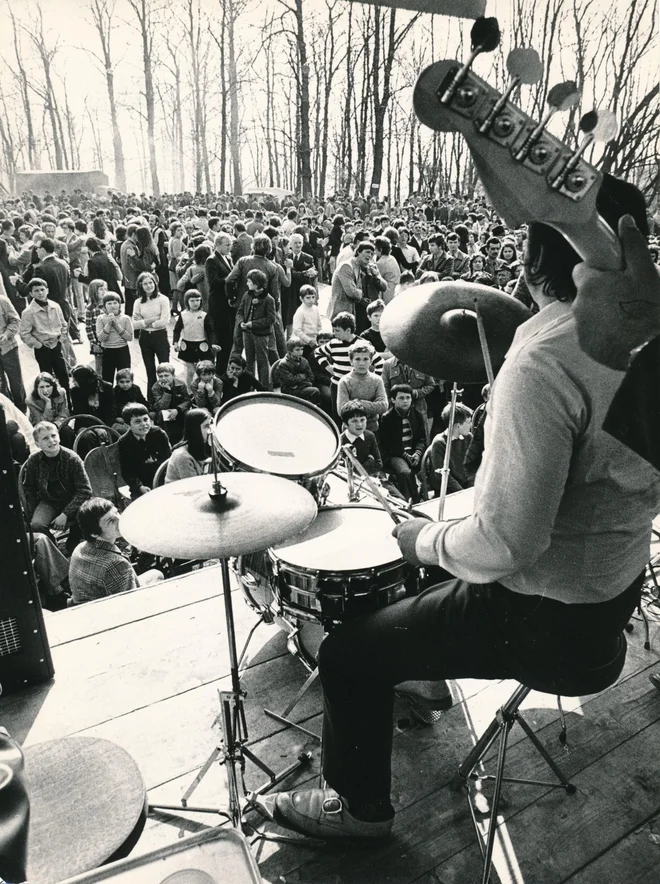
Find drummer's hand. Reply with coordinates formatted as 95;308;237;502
392;518;427;567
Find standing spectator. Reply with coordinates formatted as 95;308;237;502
292;285;322;359
80;238;123;296
381;355;435;437
132;271;170;393
21;420;92;551
374;236;400;304
120;225;152;318
235;268;276;389
336;339;388;434
59;218;86;320
168;220;186;309
328;241;386;329
176;243;212;311
26;373;69;428
172;289;215;391
117;402;172;498
18;278;70;392
283;233;317;332
327;214;345;275
225;234;280;314
391;228;421;276
231;222;253;262
150;211;171;297
96;292;133;384
0;292;26;410
379;384;426;502
205;232;235;375
359;299;387;353
85;279;108;375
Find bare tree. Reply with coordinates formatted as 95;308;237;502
88;0;127;190
6;4;39;168
126;0;160;196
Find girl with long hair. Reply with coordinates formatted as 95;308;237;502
132;271;170;392
164;407;212;483
27;372;70;428
86;279;109;375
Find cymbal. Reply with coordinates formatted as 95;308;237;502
380;281;532;382
119;473;318;559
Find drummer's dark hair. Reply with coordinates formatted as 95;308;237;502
77;497;114;540
525;174;649;303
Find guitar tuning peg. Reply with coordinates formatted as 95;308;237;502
547;81;581;112
514;81;581;162
506;48;543;86
440;17;501;105
470;17;501;54
477;47;543;135
580;108;618;142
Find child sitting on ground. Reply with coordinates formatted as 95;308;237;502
336;339;388;434
219;355;264;405
112;368;148;434
272;336;320;405
148;362;191;444
379;383;426;502
292;284;322;360
236;269;276;389
429;401;474;495
117;403;172;498
339;402;382;476
191;359;223;414
173;289;215;390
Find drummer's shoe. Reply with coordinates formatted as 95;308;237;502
274;789;393;841
395;679;453;725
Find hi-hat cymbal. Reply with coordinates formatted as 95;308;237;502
381;281;532;382
119;473;318;559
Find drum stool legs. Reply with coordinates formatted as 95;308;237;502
452;683;575;884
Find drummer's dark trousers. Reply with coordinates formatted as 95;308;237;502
319;574;643;817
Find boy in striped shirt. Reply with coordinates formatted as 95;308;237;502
314;311;383;423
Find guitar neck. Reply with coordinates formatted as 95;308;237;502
552;215;622;271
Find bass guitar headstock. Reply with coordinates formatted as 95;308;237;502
413;19;622;271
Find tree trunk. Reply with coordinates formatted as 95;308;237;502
90;0;127;190
294;0;313;197
227;0;242;195
8;7;38;168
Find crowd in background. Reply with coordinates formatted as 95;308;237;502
2;186;658;610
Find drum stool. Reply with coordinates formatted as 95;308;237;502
452;635;627;884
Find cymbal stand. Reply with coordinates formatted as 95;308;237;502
436;382;459;520
149;555;311;827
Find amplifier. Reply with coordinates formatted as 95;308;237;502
0;404;54;694
57;827;262;883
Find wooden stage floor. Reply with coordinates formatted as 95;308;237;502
3;560;660;884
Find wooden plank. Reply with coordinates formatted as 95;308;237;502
560;818;660;884
43;563;226;646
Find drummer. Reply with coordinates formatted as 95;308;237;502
274;180;660;840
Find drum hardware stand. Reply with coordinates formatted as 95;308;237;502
343;446;409;524
149;555;312;827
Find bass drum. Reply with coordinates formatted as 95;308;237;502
233;551;323;670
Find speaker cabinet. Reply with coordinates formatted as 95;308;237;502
0;404;54;694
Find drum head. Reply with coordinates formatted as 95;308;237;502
272;506;403;572
214;393;340;479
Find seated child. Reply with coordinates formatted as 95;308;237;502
271;336;320;405
292;284;322;360
173;288;215;390
219;354;264;405
378;383;426;502
117;403;172;498
112;368;148;434
148;362;191;445
192;359;223;414
359;299;387;353
339;402;382;476
429;402;474;495
336;339;388;434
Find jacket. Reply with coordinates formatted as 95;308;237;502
0;295;19;355
22;447;92;520
379;406;427;462
236;291;276;336
381;358;435;417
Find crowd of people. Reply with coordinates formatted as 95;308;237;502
1;186;658;612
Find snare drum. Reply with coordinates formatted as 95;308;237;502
214;393;340;503
270;505;412;622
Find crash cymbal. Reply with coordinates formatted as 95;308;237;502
380;281;532;382
119;473;318;559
